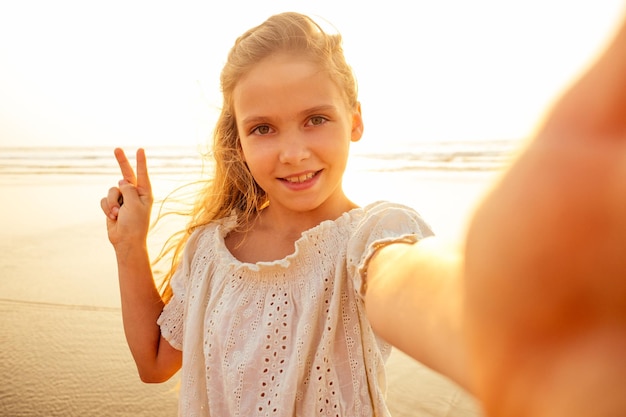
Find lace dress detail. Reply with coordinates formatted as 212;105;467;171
157;201;433;416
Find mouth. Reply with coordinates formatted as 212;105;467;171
281;170;321;184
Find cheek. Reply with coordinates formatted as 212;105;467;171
240;143;270;176
239;139;255;164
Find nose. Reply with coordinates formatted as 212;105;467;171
279;131;311;164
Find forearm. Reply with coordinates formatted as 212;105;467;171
115;243;166;376
102;148;180;382
365;237;470;391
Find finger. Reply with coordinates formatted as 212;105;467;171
135;148;152;194
101;187;122;220
114;148;137;185
100;197;111;218
111;185;124;207
101;197;119;220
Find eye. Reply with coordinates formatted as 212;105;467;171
307;116;328;127
251;125;273;135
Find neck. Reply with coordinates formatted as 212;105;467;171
258;198;358;237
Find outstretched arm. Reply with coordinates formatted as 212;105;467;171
366;9;626;416
101;148;181;382
464;12;626;417
365;237;469;389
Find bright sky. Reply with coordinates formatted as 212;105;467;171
0;0;624;149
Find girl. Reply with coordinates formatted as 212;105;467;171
103;9;626;417
102;11;464;417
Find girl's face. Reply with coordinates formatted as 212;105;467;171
233;53;363;218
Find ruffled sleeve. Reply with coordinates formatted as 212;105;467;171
156;229;203;351
347;201;434;297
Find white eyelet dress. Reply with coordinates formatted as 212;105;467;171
157;201;433;417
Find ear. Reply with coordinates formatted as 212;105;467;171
350;102;364;143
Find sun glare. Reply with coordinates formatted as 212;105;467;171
0;1;623;149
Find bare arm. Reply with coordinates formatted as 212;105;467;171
464;12;626;417
368;9;626;417
365;237;470;390
101;148;181;382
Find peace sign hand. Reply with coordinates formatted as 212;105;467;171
101;148;154;249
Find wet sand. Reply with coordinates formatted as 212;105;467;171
0;170;490;416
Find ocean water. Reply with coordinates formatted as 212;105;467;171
0;140;517;178
0;141;510;416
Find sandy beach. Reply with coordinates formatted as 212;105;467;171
0;162;494;416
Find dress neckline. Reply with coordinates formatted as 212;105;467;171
215;205;367;269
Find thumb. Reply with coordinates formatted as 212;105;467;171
117;179;138;206
118;178;153;208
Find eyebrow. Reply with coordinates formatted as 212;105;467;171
240;104;339;127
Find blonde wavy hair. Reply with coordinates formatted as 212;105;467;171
154;12;359;301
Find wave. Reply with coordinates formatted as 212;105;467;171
0;140;519;178
0;145;204;177
351;139;518;172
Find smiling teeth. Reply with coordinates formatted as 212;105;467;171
285;172;315;183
